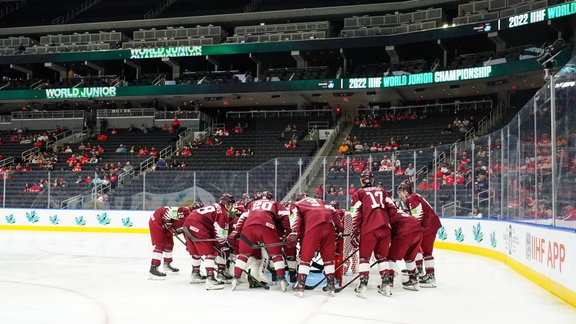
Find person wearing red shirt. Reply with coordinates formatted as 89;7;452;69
67;155;78;167
226;147;235;156
348;184;357;195
181;148;191;157
444;173;455;185
419;179;429;191
72;163;82;172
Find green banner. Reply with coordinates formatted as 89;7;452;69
0;55;563;102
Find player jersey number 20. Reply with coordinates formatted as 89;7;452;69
252;200;274;211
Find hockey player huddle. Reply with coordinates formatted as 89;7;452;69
148;170;441;298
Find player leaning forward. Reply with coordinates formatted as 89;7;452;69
148;205;191;279
397;180;442;287
350;170;398;298
183;194;235;290
229;191;291;291
288;194;344;297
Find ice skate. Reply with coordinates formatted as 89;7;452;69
292;274;307;298
402;275;420;291
163;262;179;274
354;276;368;299
231;277;241;291
377;274;393;297
190;270;205;284
279;278;289;292
322;274;336;297
215;270;232;284
148;265;166;280
419;273;436;288
206;274;225;290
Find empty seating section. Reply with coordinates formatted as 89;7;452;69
24;31;123;54
341;8;443;37
262;66;333;81
226;21;330;43
122;26;223;49
0;37;35;55
178;71;242;85
453;0;549;25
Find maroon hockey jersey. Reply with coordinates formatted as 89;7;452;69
234;199;290;234
290;197;342;235
405;193;442;235
350;186;397;235
186;203;230;239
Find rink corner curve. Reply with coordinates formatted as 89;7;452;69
436;217;576;309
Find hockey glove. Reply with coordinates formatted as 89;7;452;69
227;231;238;246
286;232;299;247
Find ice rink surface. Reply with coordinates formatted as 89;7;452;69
0;231;574;324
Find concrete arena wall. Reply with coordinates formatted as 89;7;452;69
0;208;574;307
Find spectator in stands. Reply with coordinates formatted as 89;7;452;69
316;185;324;198
348;184;357;195
140;124;148;134
337;186;345;196
442;124;453;134
284;139;296;149
155;158;167;170
226;147;235;156
88;155;99;164
404;163;415;179
233;123;243;133
215;128;229;136
335;104;342;122
75;176;82;184
338;143;349;154
172;118;180;134
181;147;192;157
419;179;429;191
470;208;483;218
328;186;336;196
246;148;254;156
562;203;576;221
213;137;222;146
91;175;102;187
123;162;133;173
399;135;410;148
149;147;158;158
116;144;127;153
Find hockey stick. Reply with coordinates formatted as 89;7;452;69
182;226;221;242
334;260;378;293
304;247;359;290
179;227;269;288
239;234;286;249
